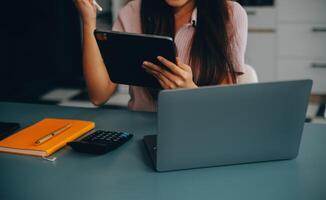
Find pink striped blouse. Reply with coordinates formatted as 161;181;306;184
112;0;248;112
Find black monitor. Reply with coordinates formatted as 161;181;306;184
0;0;83;102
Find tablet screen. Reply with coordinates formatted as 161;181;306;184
95;30;177;88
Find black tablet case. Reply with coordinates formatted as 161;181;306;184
95;30;177;89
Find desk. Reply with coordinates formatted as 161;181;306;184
0;102;325;200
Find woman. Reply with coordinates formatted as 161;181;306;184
74;0;247;112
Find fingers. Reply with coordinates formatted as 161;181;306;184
176;57;183;68
153;74;172;89
74;0;96;10
143;61;179;85
176;57;191;71
143;58;195;89
157;56;184;76
148;69;177;89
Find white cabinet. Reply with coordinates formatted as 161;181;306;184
278;23;326;59
278;59;326;94
276;0;326;94
246;32;276;81
244;7;277;82
245;7;277;29
278;0;326;23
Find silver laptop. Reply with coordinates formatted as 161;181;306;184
143;80;312;172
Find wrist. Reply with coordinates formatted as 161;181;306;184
83;23;96;34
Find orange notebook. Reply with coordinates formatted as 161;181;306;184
0;118;95;157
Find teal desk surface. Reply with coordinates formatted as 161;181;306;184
0;102;325;200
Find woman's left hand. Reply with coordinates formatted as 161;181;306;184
143;56;198;89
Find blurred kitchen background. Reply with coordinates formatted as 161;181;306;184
0;0;325;123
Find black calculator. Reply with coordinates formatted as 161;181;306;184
68;130;133;155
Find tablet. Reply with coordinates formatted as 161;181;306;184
95;30;177;88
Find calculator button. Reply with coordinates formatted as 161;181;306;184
69;130;133;154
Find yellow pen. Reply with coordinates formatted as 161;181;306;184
93;0;103;12
35;124;72;144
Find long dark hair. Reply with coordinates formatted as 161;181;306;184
141;0;237;86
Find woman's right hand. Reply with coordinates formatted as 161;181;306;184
74;0;97;30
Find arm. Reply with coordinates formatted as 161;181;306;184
74;0;117;106
82;26;117;106
229;2;248;78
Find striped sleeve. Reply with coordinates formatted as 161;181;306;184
111;0;142;33
229;1;248;74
